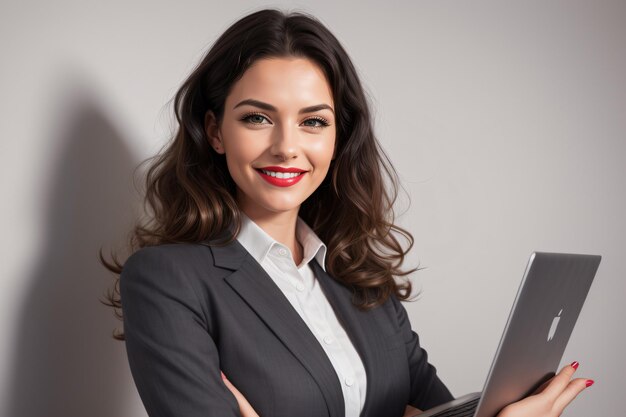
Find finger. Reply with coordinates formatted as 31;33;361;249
221;372;244;399
221;374;239;395
553;377;593;413
402;405;423;417
221;372;260;417
543;361;578;399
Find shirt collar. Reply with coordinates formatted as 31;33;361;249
236;211;327;272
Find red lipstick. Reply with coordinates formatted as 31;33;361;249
257;166;307;173
255;166;308;187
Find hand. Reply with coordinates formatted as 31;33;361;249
403;404;424;416
221;371;260;417
496;361;594;417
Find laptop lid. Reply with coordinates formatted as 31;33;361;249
474;252;601;417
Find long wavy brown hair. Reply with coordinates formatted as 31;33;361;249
100;7;422;341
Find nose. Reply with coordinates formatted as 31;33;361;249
270;123;299;161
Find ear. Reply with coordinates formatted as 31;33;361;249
204;110;225;154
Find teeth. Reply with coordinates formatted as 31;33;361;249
261;170;303;179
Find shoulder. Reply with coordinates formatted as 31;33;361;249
120;240;238;291
123;242;210;272
120;242;223;291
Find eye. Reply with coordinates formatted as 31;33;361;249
302;117;331;129
240;112;271;125
239;112;331;128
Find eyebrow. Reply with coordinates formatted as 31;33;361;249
233;99;334;115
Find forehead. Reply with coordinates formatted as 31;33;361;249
226;57;334;109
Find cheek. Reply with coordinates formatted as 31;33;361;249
222;127;265;170
308;136;336;168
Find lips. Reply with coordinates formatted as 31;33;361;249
255;168;307;187
256;165;307;173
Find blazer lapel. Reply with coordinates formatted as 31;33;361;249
206;237;393;417
208;239;345;417
310;257;392;417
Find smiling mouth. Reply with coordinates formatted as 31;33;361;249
255;168;306;179
254;168;307;187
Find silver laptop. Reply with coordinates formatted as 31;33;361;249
416;252;601;417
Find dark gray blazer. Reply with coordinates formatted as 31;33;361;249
120;237;453;417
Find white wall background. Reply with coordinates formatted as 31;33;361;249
1;1;624;416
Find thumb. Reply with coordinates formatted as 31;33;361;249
532;375;555;395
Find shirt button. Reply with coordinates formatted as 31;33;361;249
296;283;305;292
323;335;333;344
345;377;354;387
278;248;287;256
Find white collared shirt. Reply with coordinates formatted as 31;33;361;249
235;212;367;417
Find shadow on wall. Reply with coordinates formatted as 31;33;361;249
5;74;142;417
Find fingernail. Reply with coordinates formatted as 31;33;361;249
586;379;594;387
570;361;579;370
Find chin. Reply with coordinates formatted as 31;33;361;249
258;199;305;213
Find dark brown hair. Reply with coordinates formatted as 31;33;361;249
100;7;421;341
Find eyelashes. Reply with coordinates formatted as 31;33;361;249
239;112;331;128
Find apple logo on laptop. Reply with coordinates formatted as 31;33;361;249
547;308;563;341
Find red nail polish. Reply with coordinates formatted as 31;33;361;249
570;361;579;370
586;379;594;387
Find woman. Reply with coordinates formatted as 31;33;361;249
101;8;593;417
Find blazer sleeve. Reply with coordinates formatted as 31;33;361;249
389;293;455;411
120;247;241;417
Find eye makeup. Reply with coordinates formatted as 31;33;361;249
239;111;331;128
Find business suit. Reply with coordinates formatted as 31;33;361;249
120;236;454;417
